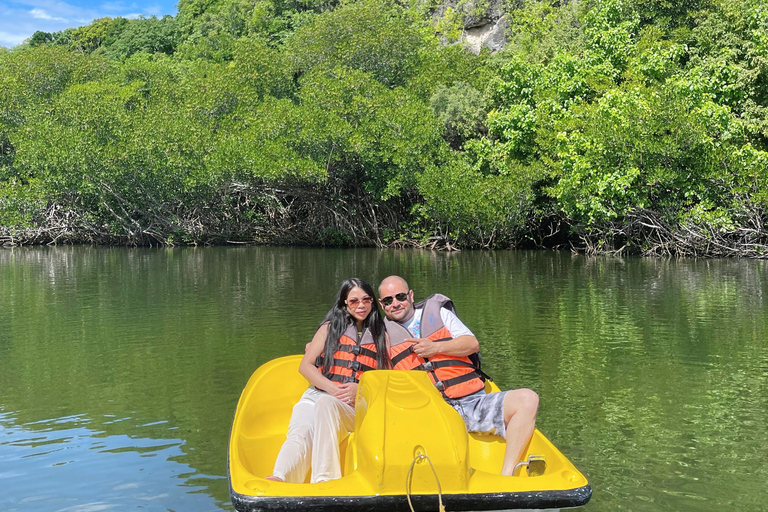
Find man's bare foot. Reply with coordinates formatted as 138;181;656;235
265;476;283;482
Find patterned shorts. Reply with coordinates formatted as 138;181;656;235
446;389;509;438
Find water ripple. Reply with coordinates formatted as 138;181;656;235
0;412;226;512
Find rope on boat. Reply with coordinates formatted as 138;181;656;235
405;453;445;512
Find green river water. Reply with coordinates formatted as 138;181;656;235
1;246;766;511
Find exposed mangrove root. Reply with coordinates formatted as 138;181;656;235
385;235;461;251
0;179;403;248
3;197;768;259
575;207;768;259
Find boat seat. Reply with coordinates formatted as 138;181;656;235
346;370;472;492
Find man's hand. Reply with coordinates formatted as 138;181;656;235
407;337;442;358
407;334;479;358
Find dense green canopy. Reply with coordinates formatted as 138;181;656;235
1;0;766;256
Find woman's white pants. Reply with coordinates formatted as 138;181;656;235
271;387;355;483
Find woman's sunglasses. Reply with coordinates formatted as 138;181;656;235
380;292;408;307
346;297;373;307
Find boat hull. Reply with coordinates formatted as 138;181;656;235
231;486;593;511
229;355;591;511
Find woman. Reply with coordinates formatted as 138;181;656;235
267;278;390;483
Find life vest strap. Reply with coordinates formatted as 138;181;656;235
434;371;482;394
391;345;414;366
328;374;357;383
316;357;376;373
418;359;476;372
337;344;377;359
328;357;375;373
391;337;454;367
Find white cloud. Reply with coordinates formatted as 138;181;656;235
30;8;67;21
0;29;28;47
142;3;162;16
99;1;139;13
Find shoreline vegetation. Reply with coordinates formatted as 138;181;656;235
1;0;767;257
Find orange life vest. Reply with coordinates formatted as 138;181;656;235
385;294;485;399
316;323;379;384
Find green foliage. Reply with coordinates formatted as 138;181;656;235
407;41;489;100
623;26;687;85
633;0;712;29
0;132;14;170
103;16;179;60
28;31;54;47
685;0;768;143
295;64;444;199
318;226;353;246
1;0;767;254
175;31;237;62
583;0;640;71
287;0;423;87
175;0;249;61
0;178;46;228
176;0;336;52
429;81;486;148
547;82;753;224
416;153;533;247
0;45;107;101
232;38;295;98
70;17;126;53
468;0;768;252
502;0;584;63
0;46;108;131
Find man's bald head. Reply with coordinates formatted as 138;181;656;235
378;275;415;323
378;275;409;296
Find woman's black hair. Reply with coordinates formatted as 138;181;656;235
319;277;390;378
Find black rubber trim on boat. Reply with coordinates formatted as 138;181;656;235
230;484;593;512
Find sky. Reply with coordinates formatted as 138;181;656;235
0;0;179;48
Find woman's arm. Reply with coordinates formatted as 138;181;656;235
299;323;341;395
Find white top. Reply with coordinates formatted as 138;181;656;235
402;307;474;339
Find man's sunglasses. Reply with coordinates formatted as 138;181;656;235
380;292;408;307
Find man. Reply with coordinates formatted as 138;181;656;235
378;275;539;476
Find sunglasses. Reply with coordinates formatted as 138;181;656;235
346;296;373;307
380;292;408;307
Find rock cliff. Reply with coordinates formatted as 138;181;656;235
432;0;508;53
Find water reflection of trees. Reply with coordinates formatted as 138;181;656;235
428;252;768;512
1;248;766;511
0;246;464;502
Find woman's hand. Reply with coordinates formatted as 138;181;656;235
334;382;358;406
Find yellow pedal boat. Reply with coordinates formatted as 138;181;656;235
229;355;592;511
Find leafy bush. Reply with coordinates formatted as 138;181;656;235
1;0;767;255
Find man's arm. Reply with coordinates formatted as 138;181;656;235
409;334;479;358
408;307;479;358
